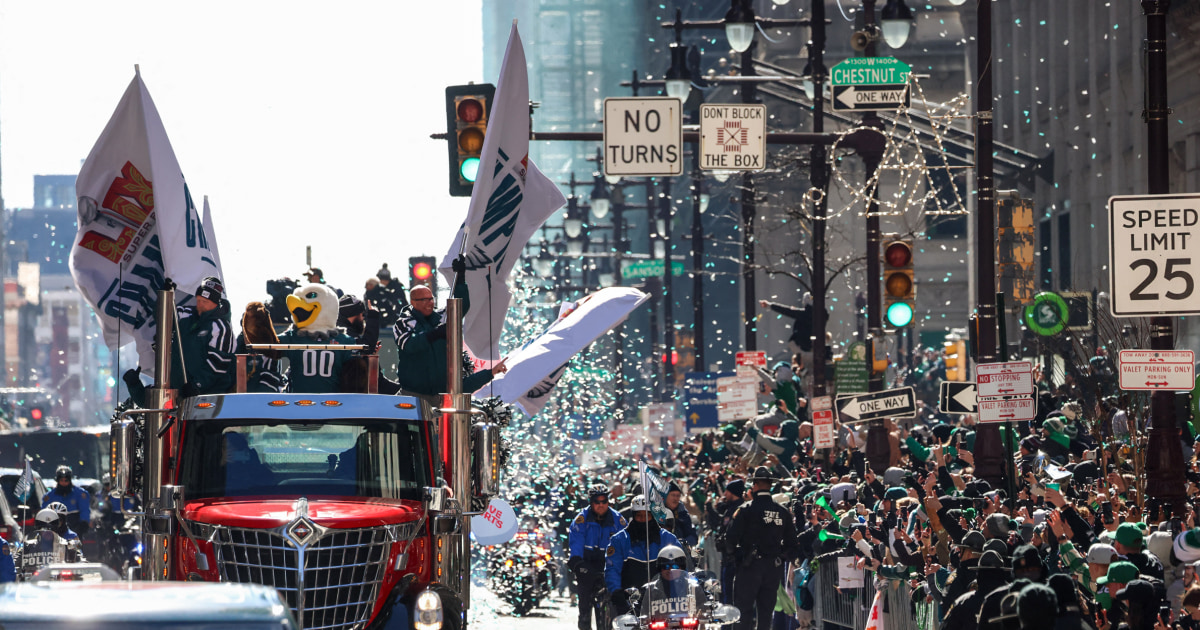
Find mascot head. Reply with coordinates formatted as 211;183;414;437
285;283;340;331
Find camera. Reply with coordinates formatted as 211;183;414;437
265;277;299;324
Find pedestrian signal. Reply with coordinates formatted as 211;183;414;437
409;256;437;293
882;238;915;328
944;339;968;381
445;84;496;197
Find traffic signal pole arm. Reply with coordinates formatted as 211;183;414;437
431;130;844;146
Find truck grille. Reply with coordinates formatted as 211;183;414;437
213;525;394;630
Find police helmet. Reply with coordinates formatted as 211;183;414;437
587;483;610;500
35;507;59;527
47;501;68;517
55;465;73;483
657;545;687;572
631;495;650;512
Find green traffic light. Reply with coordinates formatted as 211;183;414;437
886;301;914;327
460;157;480;183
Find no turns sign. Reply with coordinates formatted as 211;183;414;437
1109;194;1200;316
603;98;682;177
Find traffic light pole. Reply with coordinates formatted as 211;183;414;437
661;177;675;401
970;0;1006;488
741;42;760;352
809;0;829;398
1142;0;1185;512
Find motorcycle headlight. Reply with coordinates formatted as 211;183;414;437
414;589;443;630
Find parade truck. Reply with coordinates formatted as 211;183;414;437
108;286;500;630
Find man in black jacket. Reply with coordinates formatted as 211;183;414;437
727;467;797;630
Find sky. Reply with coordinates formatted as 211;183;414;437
0;0;484;310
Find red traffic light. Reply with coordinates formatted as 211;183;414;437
457;98;484;124
30;408;42;421
412;262;433;281
884;241;913;268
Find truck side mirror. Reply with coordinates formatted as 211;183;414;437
110;418;136;500
471;424;501;498
424;486;448;512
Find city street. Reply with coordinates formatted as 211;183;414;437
470;585;576;629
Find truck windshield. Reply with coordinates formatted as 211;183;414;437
179;419;430;501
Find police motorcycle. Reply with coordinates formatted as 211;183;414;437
99;513;142;578
486;516;559;616
14;506;84;581
612;546;740;630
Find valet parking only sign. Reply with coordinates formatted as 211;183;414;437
1109;194;1200;316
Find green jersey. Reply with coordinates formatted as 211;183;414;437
276;328;359;394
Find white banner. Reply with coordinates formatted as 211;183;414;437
479;287;648;416
202;195;225;283
70;70;220;375
440;22;566;361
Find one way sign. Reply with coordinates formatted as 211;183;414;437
835;386;916;423
832;85;910;111
939;382;978;414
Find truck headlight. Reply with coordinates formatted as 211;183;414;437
414;589;443;630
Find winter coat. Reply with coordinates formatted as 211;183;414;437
568;507;626;571
170;303;236;397
605;523;681;593
391;281;493;396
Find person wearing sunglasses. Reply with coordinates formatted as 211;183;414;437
569;483;626;630
638;545;706;620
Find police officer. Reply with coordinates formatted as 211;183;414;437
606;495;681;615
42;465;91;534
726;466;797;630
568;483;627;630
0;537;13;583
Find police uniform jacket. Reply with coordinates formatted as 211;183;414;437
605;524;681;593
43;484;92;524
670;503;698;547
726;490;798;563
568;506;626;571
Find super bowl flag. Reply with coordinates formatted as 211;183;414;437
441;22;566;361
70;69;220;376
638;460;672;522
478;287;649;415
13;459;32;503
201;196;225;283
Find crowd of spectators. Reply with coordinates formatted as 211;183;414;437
555;346;1200;630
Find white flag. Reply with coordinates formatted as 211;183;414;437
13;458;32;503
70;70;220;376
478;287;648;416
441;22;566;361
201;195;225;283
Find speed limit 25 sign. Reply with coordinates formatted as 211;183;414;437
1109;194;1200;317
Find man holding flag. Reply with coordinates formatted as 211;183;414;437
440;21;565;364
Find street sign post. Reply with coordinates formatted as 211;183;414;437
830;57;911;112
699;104;766;171
1023;292;1070;337
621;259;685;279
685;372;726;431
1108;194;1200;316
835;386;916;423
717;373;758;421
939;382;978;414
812;394;836;449
976;361;1034;398
835;341;870;395
979;397;1038;423
1118;350;1196;391
603;97;683;177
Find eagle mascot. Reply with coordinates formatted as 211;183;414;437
276;283;359;394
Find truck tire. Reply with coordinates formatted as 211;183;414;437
431;584;465;630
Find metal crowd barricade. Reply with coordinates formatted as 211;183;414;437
810;563;940;630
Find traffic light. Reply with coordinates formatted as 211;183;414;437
944;338;968;381
882;238;916;328
445;83;496;197
409;256;437;294
29;406;43;423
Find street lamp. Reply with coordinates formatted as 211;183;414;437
564;197;584;239
566;234;586;257
724;0;756;53
880;0;915;49
534;242;556;277
665;14;693;101
589;172;611;219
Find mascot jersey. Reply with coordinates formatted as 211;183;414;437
276;284;357;394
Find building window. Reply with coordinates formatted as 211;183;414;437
1056;213;1071;290
1039;218;1052;290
